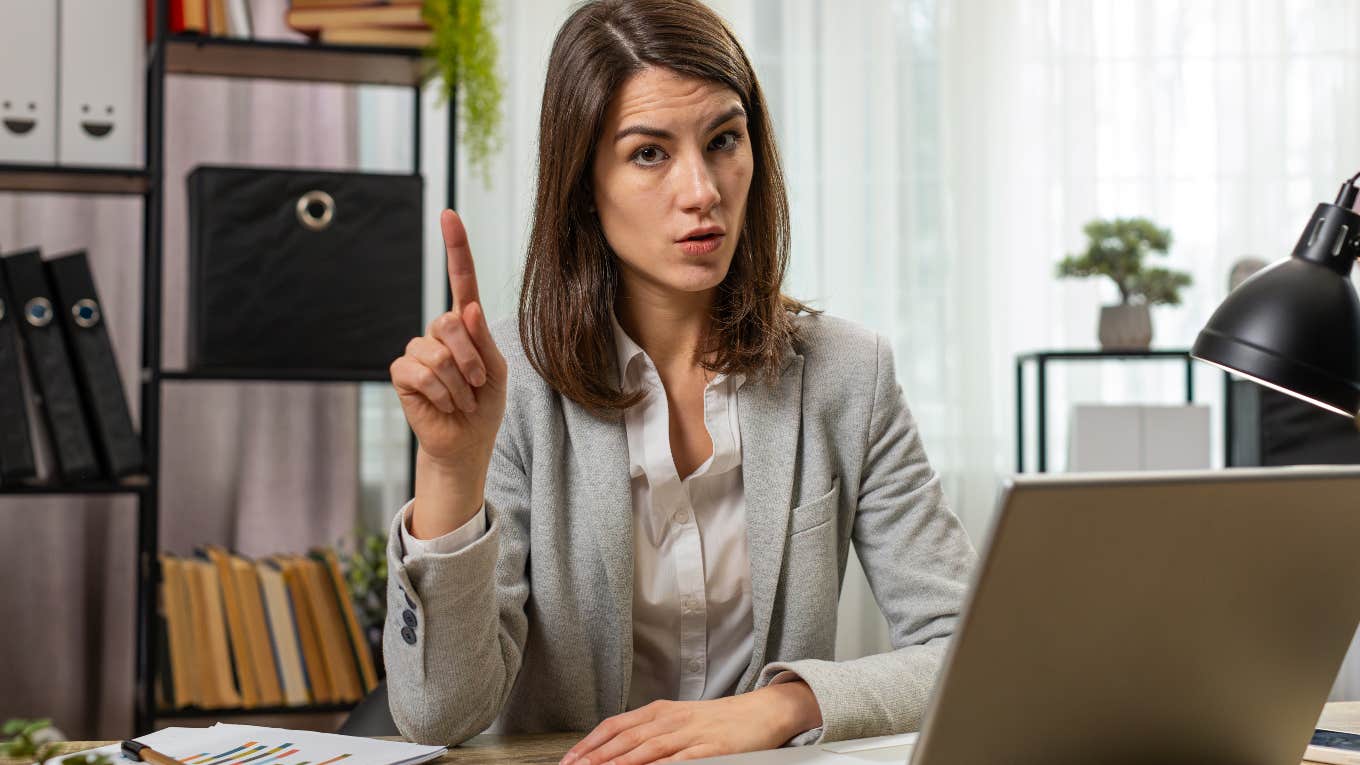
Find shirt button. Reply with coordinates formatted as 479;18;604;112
688;658;703;674
681;595;695;611
674;509;691;524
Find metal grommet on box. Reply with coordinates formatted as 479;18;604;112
72;298;101;328
295;189;335;232
24;297;52;327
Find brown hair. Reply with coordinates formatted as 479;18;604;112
519;0;819;416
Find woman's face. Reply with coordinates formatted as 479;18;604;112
591;66;754;301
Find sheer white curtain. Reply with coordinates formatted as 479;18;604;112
929;0;1360;697
360;0;1360;676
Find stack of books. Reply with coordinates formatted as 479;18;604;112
156;546;381;711
144;0;255;40
286;1;432;48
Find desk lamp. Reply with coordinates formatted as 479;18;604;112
1192;172;1360;417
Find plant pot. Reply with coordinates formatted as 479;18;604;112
1098;303;1152;350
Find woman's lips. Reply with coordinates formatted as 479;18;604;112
677;234;724;255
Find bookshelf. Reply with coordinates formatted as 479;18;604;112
0;5;454;736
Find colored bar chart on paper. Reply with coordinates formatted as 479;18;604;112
49;725;443;765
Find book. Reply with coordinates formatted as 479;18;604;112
314;547;379;694
232;556;284;707
183;0;208;33
256;559;311;706
186;556;244;709
225;0;253;38
290;0;390;7
286;3;426;32
207;0;229;36
158;555;196;709
318;26;433;47
144;0;188;41
279;556;335;704
298;556;363;702
202;545;261;708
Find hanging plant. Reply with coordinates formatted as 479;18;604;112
423;0;505;190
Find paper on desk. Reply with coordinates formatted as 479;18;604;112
47;723;446;765
814;732;918;763
819;732;918;754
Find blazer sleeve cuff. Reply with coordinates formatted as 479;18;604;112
385;499;500;620
755;662;831;746
756;644;948;746
397;499;489;563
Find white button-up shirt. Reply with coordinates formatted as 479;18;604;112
399;315;756;710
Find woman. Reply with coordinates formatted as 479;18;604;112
384;0;975;762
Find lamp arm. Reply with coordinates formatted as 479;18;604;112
1335;170;1360;210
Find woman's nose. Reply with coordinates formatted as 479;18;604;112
675;152;721;213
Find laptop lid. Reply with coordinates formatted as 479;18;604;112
911;466;1360;765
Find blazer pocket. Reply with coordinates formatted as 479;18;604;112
789;477;840;536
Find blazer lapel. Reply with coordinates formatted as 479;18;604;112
737;348;805;691
562;400;635;711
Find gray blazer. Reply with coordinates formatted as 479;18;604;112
383;312;976;747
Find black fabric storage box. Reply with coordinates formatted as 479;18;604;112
187;165;423;373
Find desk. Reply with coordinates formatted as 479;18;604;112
24;704;1360;764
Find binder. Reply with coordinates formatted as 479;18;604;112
0;263;36;482
0;0;58;164
46;250;144;477
57;0;143;167
0;249;100;482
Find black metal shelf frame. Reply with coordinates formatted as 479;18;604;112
156;702;358;719
111;7;453;735
1014;349;1196;473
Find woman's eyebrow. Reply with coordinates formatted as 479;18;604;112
614;105;747;143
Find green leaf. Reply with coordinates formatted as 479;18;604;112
423;0;505;190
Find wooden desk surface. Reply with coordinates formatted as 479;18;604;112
27;702;1360;765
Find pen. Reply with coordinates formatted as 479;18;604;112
120;740;180;765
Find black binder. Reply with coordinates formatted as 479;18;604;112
0;263;37;482
47;250;144;477
0;249;101;482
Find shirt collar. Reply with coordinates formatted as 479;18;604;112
610;311;747;391
610;311;647;387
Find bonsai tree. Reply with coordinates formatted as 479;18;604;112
1056;217;1193;305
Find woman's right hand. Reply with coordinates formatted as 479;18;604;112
390;209;508;536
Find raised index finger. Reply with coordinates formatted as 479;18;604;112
441;208;481;312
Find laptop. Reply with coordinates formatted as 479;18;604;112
699;466;1360;764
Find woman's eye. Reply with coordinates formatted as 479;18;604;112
634;146;665;166
710;131;740;151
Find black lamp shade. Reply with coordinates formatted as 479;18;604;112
1192;202;1360;417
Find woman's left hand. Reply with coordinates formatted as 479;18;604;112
559;681;822;765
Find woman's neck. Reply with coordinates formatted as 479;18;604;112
614;284;716;370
